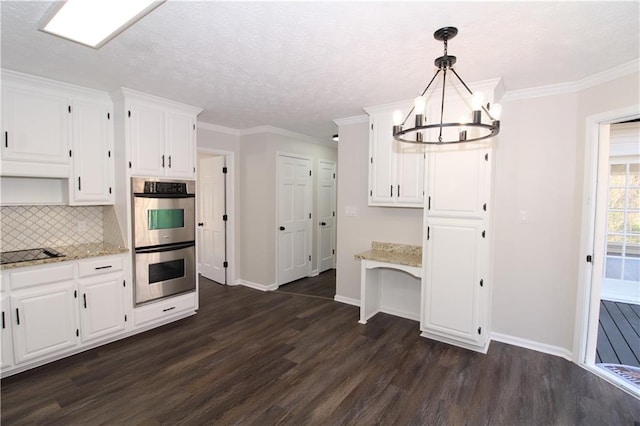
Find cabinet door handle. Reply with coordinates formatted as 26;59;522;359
390;185;393;197
83;294;87;309
15;308;20;325
163;306;175;312
161;155;165;168
397;185;400;197
4;131;7;148
279;226;285;231
2;311;5;329
78;176;82;191
94;265;112;270
168;155;172;168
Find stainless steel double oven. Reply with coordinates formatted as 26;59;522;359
132;178;196;305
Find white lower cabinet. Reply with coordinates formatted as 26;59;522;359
11;281;78;364
421;218;486;349
78;275;126;343
1;294;14;369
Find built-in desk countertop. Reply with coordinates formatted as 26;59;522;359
354;242;422;324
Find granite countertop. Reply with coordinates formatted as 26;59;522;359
1;242;129;270
354;241;422;268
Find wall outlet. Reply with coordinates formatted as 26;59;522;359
77;220;87;232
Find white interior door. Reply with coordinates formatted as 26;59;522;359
278;155;311;285
318;160;336;273
198;155;226;284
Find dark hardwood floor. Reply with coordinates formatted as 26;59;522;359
2;275;640;425
276;269;336;300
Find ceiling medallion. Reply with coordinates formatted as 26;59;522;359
393;27;502;144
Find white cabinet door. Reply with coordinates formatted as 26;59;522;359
78;274;125;343
70;97;114;204
426;147;489;219
1;83;71;168
368;111;425;207
11;282;78;364
422;218;485;345
165;111;195;178
129;103;166;177
369;114;394;204
1;294;13;370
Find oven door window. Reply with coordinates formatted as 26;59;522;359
148;258;185;284
148;209;184;230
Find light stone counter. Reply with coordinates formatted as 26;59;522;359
1;242;129;270
354;241;422;268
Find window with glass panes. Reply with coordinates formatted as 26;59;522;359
605;161;640;281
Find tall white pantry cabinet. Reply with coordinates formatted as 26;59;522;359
366;78;501;352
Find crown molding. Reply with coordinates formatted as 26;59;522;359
197;121;240;136
503;59;640;102
333;114;369;126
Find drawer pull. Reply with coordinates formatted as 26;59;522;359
162;306;176;312
95;265;112;270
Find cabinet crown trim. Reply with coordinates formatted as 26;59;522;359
111;88;203;115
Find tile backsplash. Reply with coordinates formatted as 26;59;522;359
1;205;104;251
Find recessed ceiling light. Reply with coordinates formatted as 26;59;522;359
40;0;165;49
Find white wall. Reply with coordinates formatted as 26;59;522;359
334;70;640;355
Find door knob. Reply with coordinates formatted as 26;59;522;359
279;226;285;231
198;222;204;226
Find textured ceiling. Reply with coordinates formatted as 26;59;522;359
1;1;639;140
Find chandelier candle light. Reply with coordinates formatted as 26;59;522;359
392;27;502;144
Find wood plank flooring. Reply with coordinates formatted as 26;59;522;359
2;277;640;425
276;269;336;300
596;300;640;367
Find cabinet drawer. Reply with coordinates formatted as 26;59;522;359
134;292;196;327
10;264;74;290
78;256;123;278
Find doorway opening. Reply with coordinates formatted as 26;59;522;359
577;109;640;397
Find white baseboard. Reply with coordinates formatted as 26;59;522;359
310;269;319;277
491;332;573;361
380;306;419;322
236;279;278;292
334;294;360;307
420;331;490;354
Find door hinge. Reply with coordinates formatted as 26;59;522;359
480;279;484;287
223;261;228;268
333;211;335;217
309;170;312;176
128;161;132;168
484;153;489;161
68;105;72;113
76;329;79;337
332;249;335;254
482;230;486;238
124;314;127;322
193;124;196;130
477;327;482;335
74;290;77;298
128;110;131;118
427;226;430;240
371;123;373;130
108;150;111;158
222;166;227;174
370;190;372;196
333;173;336;179
586;255;593;263
109;187;112;194
223;214;228;221
308;255;311;261
308;213;312;219
428;196;431;210
483;203;487;211
107;112;111;120
370;157;373;164
123;280;126;287
69;149;72;158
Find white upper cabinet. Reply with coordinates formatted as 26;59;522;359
1;73;72;177
116;89;202;179
70;96;114;205
365;104;425;207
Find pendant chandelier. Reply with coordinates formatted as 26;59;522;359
393;27;502;144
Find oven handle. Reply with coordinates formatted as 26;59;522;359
135;241;195;254
133;193;195;199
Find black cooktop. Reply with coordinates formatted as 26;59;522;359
1;248;65;265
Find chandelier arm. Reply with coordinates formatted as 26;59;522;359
400;69;441;126
450;68;497;121
438;68;447;142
